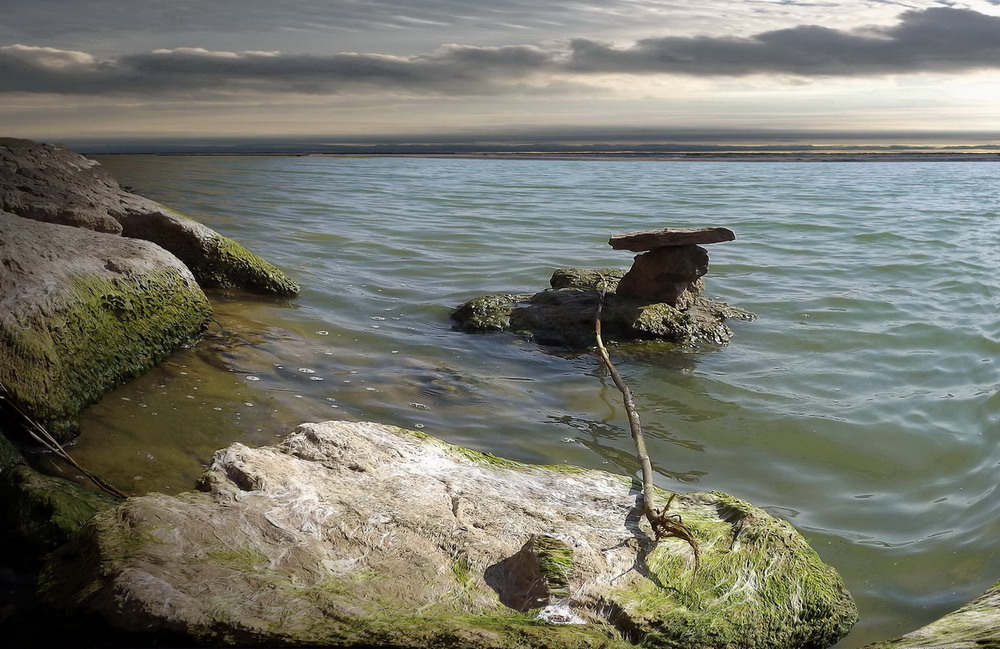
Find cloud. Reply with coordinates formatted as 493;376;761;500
3;7;1000;98
566;7;1000;75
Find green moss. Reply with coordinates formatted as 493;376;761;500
450;293;524;332
550;267;625;291
206;545;270;572
0;430;24;470
532;535;574;600
194;234;300;296
0;465;117;563
609;490;858;648
0;270;212;441
450;271;754;350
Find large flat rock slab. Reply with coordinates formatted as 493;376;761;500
41;421;858;648
609;227;736;252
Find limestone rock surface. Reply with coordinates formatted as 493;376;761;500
0;140;299;295
0;211;213;440
41;421;858;649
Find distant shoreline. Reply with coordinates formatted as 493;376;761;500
93;150;1000;162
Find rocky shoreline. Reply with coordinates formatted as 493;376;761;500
0;139;995;648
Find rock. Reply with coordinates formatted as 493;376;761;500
550;267;625;290
0;141;124;234
40;420;858;649
452;268;753;349
610;227;734;307
609;226;735;252
0;140;299;296
0;462;118;563
615;245;709;307
0;211;213;440
117;208;301;296
0;430;117;564
864;581;1000;648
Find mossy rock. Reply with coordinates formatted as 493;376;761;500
0;464;118;564
0;212;213;441
452;267;754;350
118;208;300;296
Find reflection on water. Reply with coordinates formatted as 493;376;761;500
67;155;1000;647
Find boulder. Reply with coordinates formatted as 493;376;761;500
0;140;299;296
452;268;753;349
0;211;213;440
0;140;124;234
40;421;858;649
865;581;1000;648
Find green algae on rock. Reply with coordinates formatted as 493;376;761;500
452;268;754;350
0;212;213;441
0;464;118;563
118;208;300;296
39;421;857;648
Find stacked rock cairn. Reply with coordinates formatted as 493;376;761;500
610;226;736;308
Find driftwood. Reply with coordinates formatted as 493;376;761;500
593;284;700;573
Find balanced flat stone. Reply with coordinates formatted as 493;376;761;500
609;226;735;252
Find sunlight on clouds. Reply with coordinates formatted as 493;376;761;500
0;44;96;69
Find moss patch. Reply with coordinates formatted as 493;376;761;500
192;233;300;296
0;270;212;440
0;465;117;563
609;490;858;649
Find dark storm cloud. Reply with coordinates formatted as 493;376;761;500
3;7;1000;97
567;7;1000;75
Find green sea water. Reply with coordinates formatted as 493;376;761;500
63;155;999;646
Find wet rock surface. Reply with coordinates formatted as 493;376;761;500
452;267;754;350
40;421;859;649
865;581;1000;648
0;211;213;440
0;139;299;295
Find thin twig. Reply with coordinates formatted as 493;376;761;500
593;282;700;575
0;381;127;499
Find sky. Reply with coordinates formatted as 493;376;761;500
3;0;1000;147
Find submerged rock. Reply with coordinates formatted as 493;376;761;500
452;268;753;350
0;211;213;440
0;139;298;296
865;581;1000;648
40;421;858;648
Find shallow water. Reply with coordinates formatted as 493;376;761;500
65;155;1000;646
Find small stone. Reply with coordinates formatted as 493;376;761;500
609;226;735;252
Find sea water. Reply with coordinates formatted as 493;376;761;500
70;155;998;646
